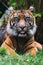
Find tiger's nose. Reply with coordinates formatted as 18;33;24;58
19;20;26;30
19;20;26;27
19;26;26;30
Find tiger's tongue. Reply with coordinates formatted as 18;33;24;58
20;31;25;34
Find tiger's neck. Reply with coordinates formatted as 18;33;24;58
7;36;35;54
14;36;34;54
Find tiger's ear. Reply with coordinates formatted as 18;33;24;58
29;6;35;13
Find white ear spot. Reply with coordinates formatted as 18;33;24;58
29;6;35;12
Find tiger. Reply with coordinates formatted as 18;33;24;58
1;8;42;56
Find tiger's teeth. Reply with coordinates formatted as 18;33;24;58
18;34;26;37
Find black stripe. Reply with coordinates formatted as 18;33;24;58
23;41;34;50
5;42;14;49
23;46;34;53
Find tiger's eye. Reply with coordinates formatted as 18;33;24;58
25;17;30;22
14;17;19;22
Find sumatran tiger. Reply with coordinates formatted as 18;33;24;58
1;8;42;56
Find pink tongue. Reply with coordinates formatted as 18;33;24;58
20;31;25;34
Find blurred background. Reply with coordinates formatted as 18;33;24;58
0;0;43;45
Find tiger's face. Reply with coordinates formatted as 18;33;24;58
7;10;37;38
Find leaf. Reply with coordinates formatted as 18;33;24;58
11;3;17;9
34;13;41;17
0;47;7;56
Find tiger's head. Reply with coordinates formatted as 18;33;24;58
7;9;37;38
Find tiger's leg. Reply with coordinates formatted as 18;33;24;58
1;43;17;55
26;42;42;56
1;36;18;55
25;47;36;56
34;42;42;50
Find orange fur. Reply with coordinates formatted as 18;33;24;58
1;36;17;55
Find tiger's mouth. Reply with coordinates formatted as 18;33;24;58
18;31;27;37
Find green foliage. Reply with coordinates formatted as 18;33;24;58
34;13;41;17
17;0;24;8
8;0;15;5
0;47;7;56
8;0;17;9
8;0;33;9
0;47;43;65
30;0;34;4
8;0;25;9
34;11;43;17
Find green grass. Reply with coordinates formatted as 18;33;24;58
0;47;43;65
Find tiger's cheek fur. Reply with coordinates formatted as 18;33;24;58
7;23;18;36
28;24;37;36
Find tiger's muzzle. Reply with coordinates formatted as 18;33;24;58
16;20;28;37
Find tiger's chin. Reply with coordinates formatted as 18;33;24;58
18;33;27;37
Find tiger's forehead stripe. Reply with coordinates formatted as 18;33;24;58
18;13;25;19
13;10;33;19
